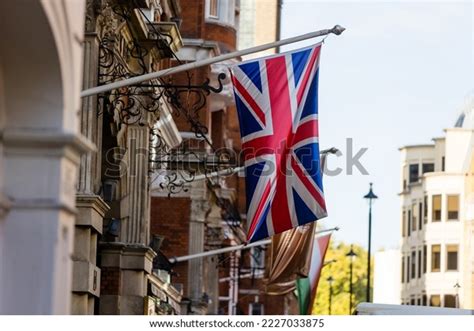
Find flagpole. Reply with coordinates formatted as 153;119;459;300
152;148;340;191
80;25;345;98
169;227;339;264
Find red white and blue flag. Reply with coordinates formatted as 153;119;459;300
229;43;327;243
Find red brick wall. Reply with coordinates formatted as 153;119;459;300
180;0;205;38
150;197;191;294
100;267;122;295
204;23;237;52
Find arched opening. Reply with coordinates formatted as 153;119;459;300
0;0;87;314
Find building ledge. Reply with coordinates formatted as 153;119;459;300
146;22;183;54
148;273;183;305
72;261;100;297
76;194;110;234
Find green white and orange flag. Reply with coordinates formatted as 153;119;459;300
296;233;332;315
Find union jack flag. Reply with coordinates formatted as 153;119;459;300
229;43;327;243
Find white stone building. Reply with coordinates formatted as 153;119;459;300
373;249;401;304
399;97;474;308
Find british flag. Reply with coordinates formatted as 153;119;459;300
229;43;327;243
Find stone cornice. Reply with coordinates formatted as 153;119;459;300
1;129;96;162
76;193;110;215
7;198;77;216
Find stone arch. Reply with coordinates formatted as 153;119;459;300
0;0;88;314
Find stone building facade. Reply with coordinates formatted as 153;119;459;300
0;0;297;315
75;0;185;315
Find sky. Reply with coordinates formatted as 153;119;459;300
280;0;474;251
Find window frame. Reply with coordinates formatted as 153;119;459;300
422;162;435;174
430;295;441;307
409;164;419;183
447;195;460;221
431;244;441;272
208;0;219;18
444;295;456;308
432;195;442;222
411;250;416;280
446;244;458;271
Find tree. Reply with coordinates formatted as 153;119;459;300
312;241;372;315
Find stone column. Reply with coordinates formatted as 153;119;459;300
121;125;150;244
72;195;109;314
99;123;153;315
1;132;93;314
205;204;224;314
78;32;102;195
99;243;156;314
72;31;109;314
188;181;210;306
0;0;89;314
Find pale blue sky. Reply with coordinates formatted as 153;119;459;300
281;0;474;250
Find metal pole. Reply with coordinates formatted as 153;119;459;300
80;25;345;97
170;239;271;263
329;284;332;315
169;227;339;263
366;198;372;302
349;247;354;313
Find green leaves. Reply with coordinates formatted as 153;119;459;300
312;242;372;315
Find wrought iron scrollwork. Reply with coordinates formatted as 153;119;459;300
95;0;238;196
149;126;238;197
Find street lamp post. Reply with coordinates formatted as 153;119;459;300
363;183;378;303
346;245;357;314
327;276;334;315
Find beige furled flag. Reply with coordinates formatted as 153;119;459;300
264;223;316;295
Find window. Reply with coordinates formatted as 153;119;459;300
249;302;264;315
406;256;410;282
446;245;458;271
407;210;412;236
412;203;417;232
417;298;422;306
423;196;428;223
206;0;235;26
422;163;434;174
444;295;456;308
418;202;423;230
411;251;416;279
430;295;441;307
432;195;442;222
401;256;405;283
250;247;265;271
422;295;427;306
410;298;416;306
418;249;422;278
447;195;459;221
431;245;441;272
423;245;427;274
442;156;445;171
409;164;419;183
209;0;218;17
402;210;406;237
